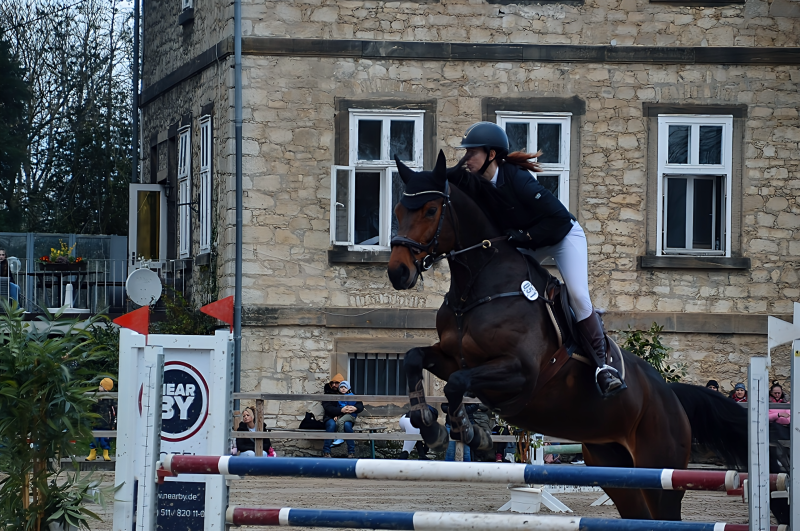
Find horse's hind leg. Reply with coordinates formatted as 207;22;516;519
630;408;690;520
405;345;456;450
583;442;653;520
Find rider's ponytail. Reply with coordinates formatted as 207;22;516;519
503;151;544;173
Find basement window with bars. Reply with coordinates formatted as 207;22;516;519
348;353;407;395
331;110;424;249
657;115;733;256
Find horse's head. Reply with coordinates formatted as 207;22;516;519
388;150;450;290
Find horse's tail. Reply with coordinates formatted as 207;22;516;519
669;382;748;470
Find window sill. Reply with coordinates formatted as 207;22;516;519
328;249;392;264
178;8;194;26
639;255;750;270
650;0;744;4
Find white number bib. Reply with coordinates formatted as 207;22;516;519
521;281;538;301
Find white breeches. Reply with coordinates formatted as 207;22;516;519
399;414;419;453
527;221;594;322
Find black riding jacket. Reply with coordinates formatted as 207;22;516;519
449;162;575;250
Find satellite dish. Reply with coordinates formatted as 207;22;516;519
8;257;21;275
126;268;163;307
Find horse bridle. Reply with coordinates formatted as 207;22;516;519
390;181;507;278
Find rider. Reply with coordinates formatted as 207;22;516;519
448;121;626;398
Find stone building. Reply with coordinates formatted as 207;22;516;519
136;0;800;442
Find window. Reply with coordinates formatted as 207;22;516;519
349;353;406;395
496;112;571;209
128;184;167;265
181;0;192;10
657;115;732;256
331;110;424;249
199;116;212;254
177;127;191;259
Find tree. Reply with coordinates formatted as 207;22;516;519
0;0;132;235
619;322;686;383
0;303;117;530
0;34;30;232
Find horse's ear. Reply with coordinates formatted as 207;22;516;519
434;150;447;182
394;155;414;185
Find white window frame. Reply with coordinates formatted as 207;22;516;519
656;115;733;257
182;0;192;10
330;109;425;249
177;126;191;259
496;111;571;209
199;115;212;254
128;183;167;272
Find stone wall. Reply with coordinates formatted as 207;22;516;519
236;54;800;315
243;0;800;47
142;0;231;85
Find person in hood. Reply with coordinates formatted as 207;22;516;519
321;379;363;458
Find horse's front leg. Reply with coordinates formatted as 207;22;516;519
444;358;526;453
405;345;457;451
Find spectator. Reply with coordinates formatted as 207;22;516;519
730;382;748;403
322;379;363;458
323;373;345;446
706;380;721;393
87;378;116;461
770;381;789;403
398;405;437;460
0;249;19;303
324;373;344;395
232;406;274;457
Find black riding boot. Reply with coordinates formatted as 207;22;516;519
576;312;627;398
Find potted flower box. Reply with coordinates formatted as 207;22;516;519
40;262;87;272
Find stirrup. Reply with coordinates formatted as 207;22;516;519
595;364;626;398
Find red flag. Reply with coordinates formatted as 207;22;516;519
201;296;234;332
113;306;150;339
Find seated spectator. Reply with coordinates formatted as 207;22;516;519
324;373;344;395
706;380;720;393
729;382;747;403
232;406;274;457
770;381;789;403
0;249;19;303
322;379;363;458
398;405;437;460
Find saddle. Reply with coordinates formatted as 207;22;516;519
521;252;625;386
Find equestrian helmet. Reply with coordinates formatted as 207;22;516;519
460;122;509;155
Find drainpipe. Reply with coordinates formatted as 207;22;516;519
234;0;243;409
131;0;139;184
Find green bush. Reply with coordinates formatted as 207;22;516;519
619;322;686;383
0;302;115;530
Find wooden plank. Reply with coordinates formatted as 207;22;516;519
232;393;481;403
93;429;573;445
230;431;519;442
255;400;264;456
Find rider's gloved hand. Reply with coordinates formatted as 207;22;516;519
505;229;532;244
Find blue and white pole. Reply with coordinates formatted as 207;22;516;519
225;506;782;531
162;455;741;492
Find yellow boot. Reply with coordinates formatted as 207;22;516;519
102;450;111;461
86;448;97;461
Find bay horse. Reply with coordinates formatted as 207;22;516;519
387;151;748;521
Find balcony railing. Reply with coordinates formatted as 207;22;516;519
0;259;197;317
